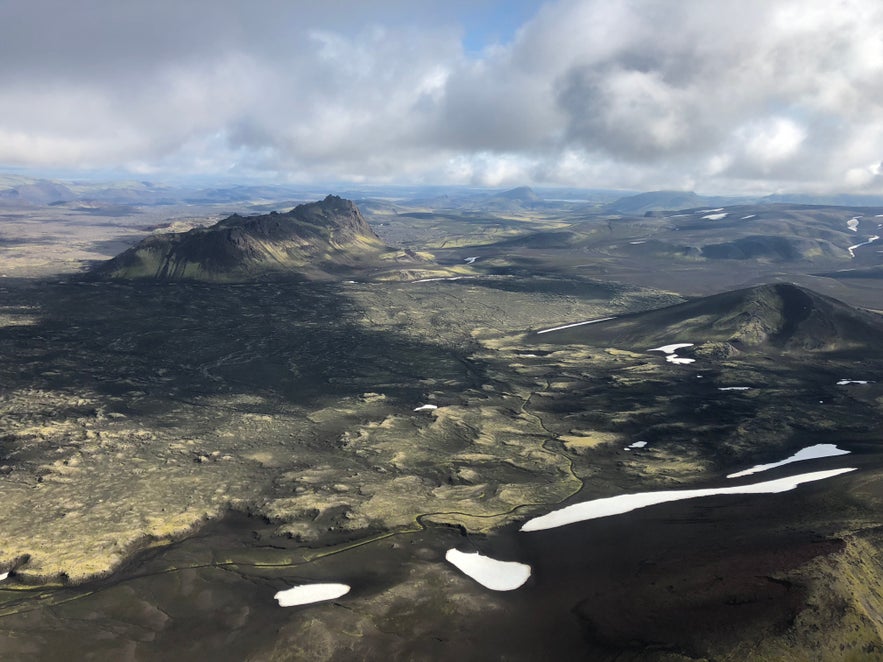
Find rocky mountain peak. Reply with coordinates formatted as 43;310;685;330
93;195;383;281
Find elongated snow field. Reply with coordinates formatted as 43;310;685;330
727;444;851;478
520;468;856;532
445;549;531;591
274;583;351;607
411;276;475;283
536;317;616;334
848;235;879;257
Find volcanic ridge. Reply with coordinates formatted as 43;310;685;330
93;195;462;282
533;282;883;353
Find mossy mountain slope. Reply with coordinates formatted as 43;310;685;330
94;195;452;282
535;283;883;352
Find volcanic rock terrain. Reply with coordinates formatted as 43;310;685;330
1;187;883;660
532;282;883;351
94;195;463;282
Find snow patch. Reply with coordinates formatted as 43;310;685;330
648;343;695;364
648;343;694;354
274;583;351;607
625;441;647;451
445;549;531;591
740;214;756;220
702;213;728;220
848;235;879;257
727;444;850;479
536;317;616;334
411;276;476;283
413;404;438;411
837;379;872;385
718;386;752;391
520;468;856;532
847;217;860;232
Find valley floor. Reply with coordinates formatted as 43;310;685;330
1;198;882;660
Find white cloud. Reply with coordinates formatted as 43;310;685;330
738;117;807;170
2;0;883;192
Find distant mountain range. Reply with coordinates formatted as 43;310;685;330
0;175;317;208
605;190;883;214
5;173;883;214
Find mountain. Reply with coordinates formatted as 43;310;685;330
92;195;459;282
533;283;883;352
700;235;841;261
605;190;709;214
762;192;883;207
0;178;76;205
493;186;541;202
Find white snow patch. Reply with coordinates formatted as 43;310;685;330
625;441;647;451
520;468;856;532
740;214;756;220
537;317;616;334
702;213;728;220
274;583;350;607
0;572;7;582
411;276;476;283
648;343;695;364
648;343;694;354
464;256;478;264
727;444;850;479
837;379;872;385
699;208;724;213
718;386;752;391
847;217;860;232
629;240;647;245
413;404;438;411
848;235;879;257
445;549;531;591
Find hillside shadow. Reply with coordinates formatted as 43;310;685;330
0;277;481;416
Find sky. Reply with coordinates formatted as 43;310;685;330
2;0;883;194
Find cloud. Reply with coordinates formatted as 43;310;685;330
2;0;883;193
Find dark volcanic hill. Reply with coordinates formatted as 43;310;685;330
93;195;458;282
494;186;541;202
605;190;707;214
533;283;883;352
